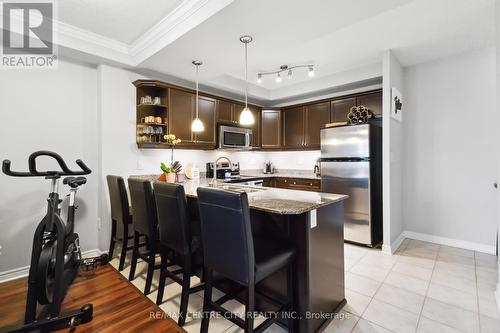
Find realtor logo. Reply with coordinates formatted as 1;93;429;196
1;1;58;68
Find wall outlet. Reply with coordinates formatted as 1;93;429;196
0;244;2;256
97;218;102;230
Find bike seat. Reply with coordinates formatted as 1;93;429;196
63;176;87;188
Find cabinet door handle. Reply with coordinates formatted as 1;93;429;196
293;182;296;185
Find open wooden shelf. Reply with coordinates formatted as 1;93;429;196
137;103;168;108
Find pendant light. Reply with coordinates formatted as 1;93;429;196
191;60;204;132
239;35;255;126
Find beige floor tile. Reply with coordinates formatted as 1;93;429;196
374;284;425;314
350;262;391;282
477;282;497;302
396;253;436;269
352;318;393;333
158;293;205;321
345;272;382;297
480;315;500;333
384;271;429;296
476;267;498;285
416;316;463;333
406;240;440;251
431;269;477;294
421;298;480;333
358;252;399;270
391;261;434;281
344;289;371;316
427;283;478;312
434;261;476;281
362;299;419;333
402;247;438;260
478;297;500;320
262;323;287;333
439;245;475;258
183;314;234;333
323;311;359;333
437;252;475;267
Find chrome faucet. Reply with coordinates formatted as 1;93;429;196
212;156;232;185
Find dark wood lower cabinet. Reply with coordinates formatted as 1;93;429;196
264;177;321;192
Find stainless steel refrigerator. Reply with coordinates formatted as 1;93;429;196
320;123;382;246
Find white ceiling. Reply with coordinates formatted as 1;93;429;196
58;0;183;44
51;0;495;103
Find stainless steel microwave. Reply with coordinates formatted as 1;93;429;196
218;125;252;150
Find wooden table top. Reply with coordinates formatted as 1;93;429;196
0;264;185;333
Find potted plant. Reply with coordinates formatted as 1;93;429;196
158;134;182;183
159;162;176;183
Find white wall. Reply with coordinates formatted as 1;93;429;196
0;60;99;278
382;50;405;253
403;47;497;252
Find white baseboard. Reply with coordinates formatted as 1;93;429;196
382;231;406;255
0;248;107;283
381;230;496;256
404;231;496;255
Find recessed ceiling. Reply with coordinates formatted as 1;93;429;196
58;0;184;44
137;0;495;101
50;0;495;104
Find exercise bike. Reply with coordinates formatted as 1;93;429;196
2;151;108;332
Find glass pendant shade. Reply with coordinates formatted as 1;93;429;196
239;107;254;125
191;117;204;132
191;60;204;132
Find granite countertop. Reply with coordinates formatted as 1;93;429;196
239;169;320;180
130;175;347;215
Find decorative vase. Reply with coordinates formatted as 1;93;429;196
166;173;176;183
158;173;167;182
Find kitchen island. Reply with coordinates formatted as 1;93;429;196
133;176;347;333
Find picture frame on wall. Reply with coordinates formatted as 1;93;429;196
391;87;403;122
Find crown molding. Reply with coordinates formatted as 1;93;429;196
130;0;235;65
4;0;233;66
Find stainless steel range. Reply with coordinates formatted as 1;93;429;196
206;161;263;185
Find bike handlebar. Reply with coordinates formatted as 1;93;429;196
2;151;92;177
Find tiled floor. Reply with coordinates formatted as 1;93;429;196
110;238;500;333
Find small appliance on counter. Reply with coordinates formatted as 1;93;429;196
313;159;321;176
263;161;274;174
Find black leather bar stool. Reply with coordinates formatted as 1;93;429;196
127;178;162;295
197;188;296;333
106;175;134;271
153;182;205;326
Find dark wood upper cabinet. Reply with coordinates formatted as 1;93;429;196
216;100;233;123
169;88;195;143
194;96;216;144
331;97;356;123
357;92;382;117
304;102;330;147
248;106;261;147
232;103;245;125
261;110;281;148
282;106;305;148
